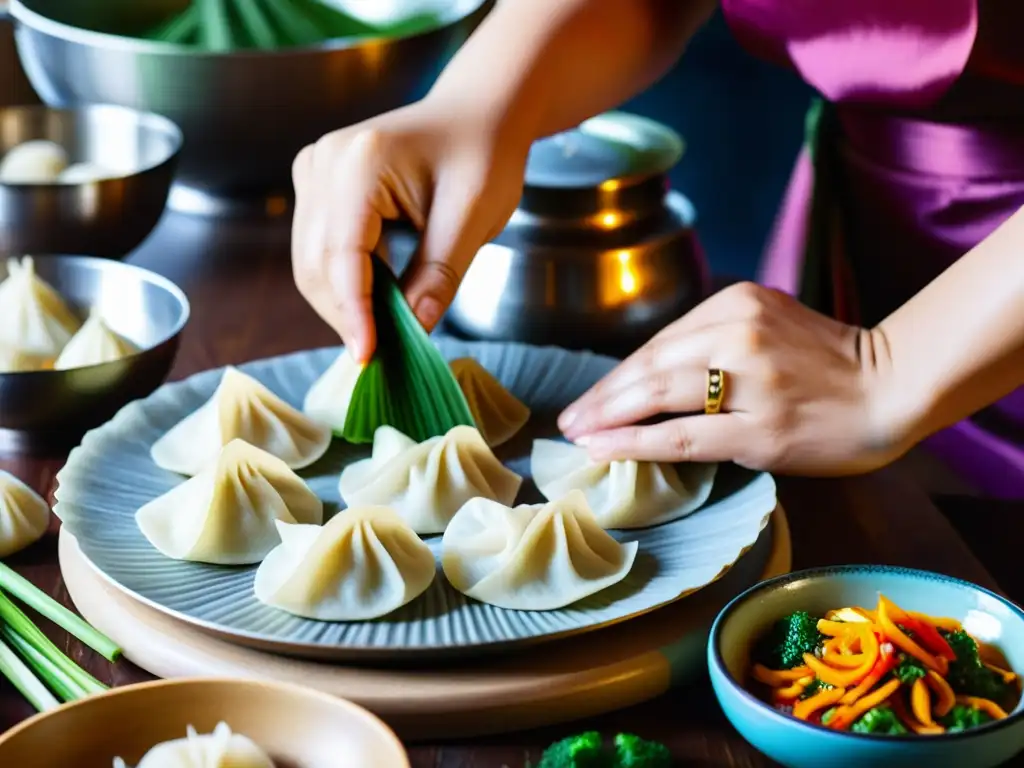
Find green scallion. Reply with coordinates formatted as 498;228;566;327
233;0;278;48
256;0;325;47
289;0;379;38
147;3;200;44
0;626;89;702
341;257;476;444
0;562;121;662
199;0;234;50
0;636;58;713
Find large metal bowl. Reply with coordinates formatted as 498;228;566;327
0;255;189;454
7;0;490;212
0;104;181;257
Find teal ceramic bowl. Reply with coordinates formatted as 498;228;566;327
708;566;1024;768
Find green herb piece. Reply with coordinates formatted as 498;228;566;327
231;0;276;48
256;0;325;46
0;626;87;702
341;257;475;444
820;707;837;725
892;654;927;685
943;629;1013;705
754;610;823;670
614;733;671;768
940;703;994;733
850;705;908;735
291;0;379;38
537;732;610;768
147;4;201;44
0;562;121;662
0;636;58;713
800;678;834;699
199;0;234;50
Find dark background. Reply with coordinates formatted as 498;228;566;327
0;9;812;278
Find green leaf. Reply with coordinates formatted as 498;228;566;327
341;257;475;444
146;4;201;44
199;0;234;50
233;0;277;49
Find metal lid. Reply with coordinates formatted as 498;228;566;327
524;111;684;190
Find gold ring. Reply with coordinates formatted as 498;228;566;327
705;368;725;414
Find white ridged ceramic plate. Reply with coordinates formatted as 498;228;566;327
54;340;777;661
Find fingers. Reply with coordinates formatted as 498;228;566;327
578;413;750;464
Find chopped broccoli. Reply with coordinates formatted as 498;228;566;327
940;703;994;733
942;630;1012;705
614;734;671;768
820;707;838;725
800;678;835;699
850;705;908;735
538;732;610;768
754;610;824;669
892;654;927;684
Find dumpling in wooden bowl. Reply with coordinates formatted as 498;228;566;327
442;490;638;611
531;439;717;529
114;722;274;768
151;366;331;476
137;440;323;565
0;470;50;558
255;506;436;621
449;357;530;447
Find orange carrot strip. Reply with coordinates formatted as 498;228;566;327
955;695;1009;720
752;664;811;686
822;639;868;669
891;693;946;735
818;619;861;637
793;686;847;721
828;678;902;730
983;662;1018;685
907;611;961;633
773;676;814;703
911;678;933;726
925;670;955;717
840;642;897;706
804;627;878;687
877;596;943;672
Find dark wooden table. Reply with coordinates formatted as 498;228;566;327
0;210;1007;766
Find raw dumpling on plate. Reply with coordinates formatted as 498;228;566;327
338;425;522;535
113;722;274;768
54;309;138;370
0;256;81;360
151;366;332;476
449;357;530;447
531;439;717;529
442;490;638;611
136;439;323;565
0;470;50;558
255;505;436;621
302;350;361;432
0;140;68;183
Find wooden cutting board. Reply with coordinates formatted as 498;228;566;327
59;508;791;740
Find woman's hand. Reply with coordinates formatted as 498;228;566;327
291;97;531;363
558;283;906;475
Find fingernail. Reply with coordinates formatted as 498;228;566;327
558;409;577;431
573;434;589;446
414;296;444;331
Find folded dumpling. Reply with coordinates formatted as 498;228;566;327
531;439;717;529
53;309;138;370
0;470;50;558
442;490;638;611
0;343;50;373
0;256;80;360
255;506;436;621
113;722;274;768
449;357;530;447
338;425;522;535
137;439;323;565
0;140;68;184
151;366;332;476
302;350;361;432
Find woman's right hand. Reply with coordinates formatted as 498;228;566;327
291;97;531;363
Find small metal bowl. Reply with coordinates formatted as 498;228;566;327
0;254;189;454
0;104;182;256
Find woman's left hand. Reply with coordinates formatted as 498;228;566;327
558;282;905;475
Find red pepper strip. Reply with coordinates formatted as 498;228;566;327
900;617;956;661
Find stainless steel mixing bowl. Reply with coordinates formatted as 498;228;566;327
0;255;189;454
6;0;490;210
0;104;182;257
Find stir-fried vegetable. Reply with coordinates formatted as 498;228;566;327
748;595;1020;736
535;732;670;768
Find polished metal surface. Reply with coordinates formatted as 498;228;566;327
0;255;189;455
9;0;489;209
0;105;181;257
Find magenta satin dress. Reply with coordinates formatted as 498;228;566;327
721;0;1024;498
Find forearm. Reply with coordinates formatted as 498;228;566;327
428;0;715;145
876;205;1024;447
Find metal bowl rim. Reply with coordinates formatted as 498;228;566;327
10;0;489;57
0;103;184;184
0;254;190;378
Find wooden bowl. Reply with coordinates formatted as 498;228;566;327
0;677;410;767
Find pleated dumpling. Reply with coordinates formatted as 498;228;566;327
136;439;323;565
0;343;50;373
531;439;717;529
113;722;274;768
255;506;436;621
302;350;361;432
442;490;638;611
0;140;68;183
449;357;530;447
0;470;50;558
53;309;138;370
151;366;332;476
0;256;80;360
338;425;522;535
